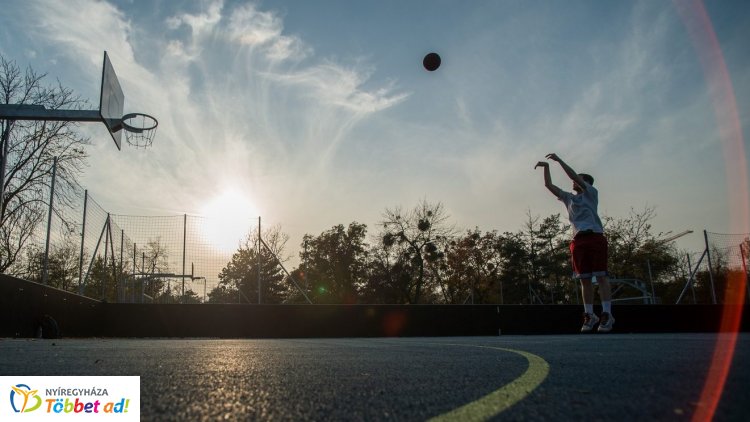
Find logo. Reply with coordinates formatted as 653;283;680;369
9;384;42;413
2;376;139;420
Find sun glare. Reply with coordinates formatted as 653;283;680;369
201;190;258;252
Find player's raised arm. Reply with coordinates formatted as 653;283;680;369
535;161;563;198
546;153;588;191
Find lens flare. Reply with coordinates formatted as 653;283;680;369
674;1;749;421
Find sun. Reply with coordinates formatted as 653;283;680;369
200;189;258;252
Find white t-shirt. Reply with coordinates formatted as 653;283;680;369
557;182;603;237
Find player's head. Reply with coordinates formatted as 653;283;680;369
573;173;594;193
579;173;594;185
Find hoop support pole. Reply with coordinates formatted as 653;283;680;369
0;105;102;122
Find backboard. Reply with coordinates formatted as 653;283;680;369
99;51;124;150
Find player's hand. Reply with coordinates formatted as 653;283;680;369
545;153;560;162
534;161;548;169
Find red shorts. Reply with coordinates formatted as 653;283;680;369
569;232;608;279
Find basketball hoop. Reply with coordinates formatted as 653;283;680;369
122;113;158;148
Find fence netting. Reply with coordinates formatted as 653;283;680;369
704;231;749;304
11;187;253;303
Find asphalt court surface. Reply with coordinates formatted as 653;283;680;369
1;334;749;421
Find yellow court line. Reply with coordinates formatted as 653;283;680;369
428;344;550;422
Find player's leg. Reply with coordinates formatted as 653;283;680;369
596;276;615;332
598;276;611;302
572;235;601;332
579;278;599;332
591;234;614;332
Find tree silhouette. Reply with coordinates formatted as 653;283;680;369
379;200;455;303
0;55;89;273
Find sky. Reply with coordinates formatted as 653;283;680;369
1;0;748;263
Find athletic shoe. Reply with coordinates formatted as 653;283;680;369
597;312;615;333
580;312;599;333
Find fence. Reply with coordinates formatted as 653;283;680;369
676;231;750;304
8;173;749;306
13;185;257;303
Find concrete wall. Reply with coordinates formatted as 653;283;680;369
0;274;102;337
101;303;499;338
2;275;748;338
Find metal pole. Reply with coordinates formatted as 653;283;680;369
141;252;145;304
260;237;312;304
687;254;698;305
676;250;706;304
0;119;14;221
740;241;750;301
107;217;117;298
119;229;124;303
132;242;136;303
102;214;111;300
704;230;717;304
646;260;656;304
42;157;58;285
78;190;88;290
81;219;107;294
258;216;262;304
182;214;187;302
303;238;308;292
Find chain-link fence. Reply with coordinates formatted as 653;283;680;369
7;184;258;303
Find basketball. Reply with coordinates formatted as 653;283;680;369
423;52;441;71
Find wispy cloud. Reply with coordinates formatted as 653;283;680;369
165;0;223;35
4;0;745;255
24;0;410;224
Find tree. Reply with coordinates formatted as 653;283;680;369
21;236;80;291
0;56;90;273
487;212;572;305
495;231;531;304
361;242;414;304
440;229;503;304
207;284;238;304
213;225;289;304
379;200;455;303
179;289;202;304
81;256;116;301
603;206;680;303
520;212;571;304
298;222;369;304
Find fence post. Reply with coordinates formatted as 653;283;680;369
102;214;112;300
78;190;88;291
132;242;137;303
182;213;187;302
704;230;717;304
646;259;656;304
687;254;697;303
82;216;109;295
258;216;262;304
42;156;57;285
741;241;750;301
141;252;145;303
0;120;14;218
119;229;124;303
